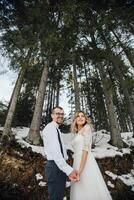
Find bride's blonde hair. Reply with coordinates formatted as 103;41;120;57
71;111;93;133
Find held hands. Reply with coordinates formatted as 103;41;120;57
68;169;80;182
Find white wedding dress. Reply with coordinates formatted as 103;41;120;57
70;124;112;200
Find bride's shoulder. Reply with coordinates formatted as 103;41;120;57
82;124;92;134
84;123;91;130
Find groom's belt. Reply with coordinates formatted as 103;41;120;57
47;160;54;162
46;160;66;176
46;160;55;165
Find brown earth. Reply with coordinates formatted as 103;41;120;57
0;133;134;200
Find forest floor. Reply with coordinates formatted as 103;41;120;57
0;128;134;200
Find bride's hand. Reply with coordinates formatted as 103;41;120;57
77;169;83;181
76;170;81;181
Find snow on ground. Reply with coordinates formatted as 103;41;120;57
105;171;118;180
13;127;45;156
38;181;47;187
92;143;131;159
35;173;46;187
107;180;115;188
0;127;133;159
63;130;132;159
1;126;134;189
91;130;132;159
36;173;43;180
105;170;134;192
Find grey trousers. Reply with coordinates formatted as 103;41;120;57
45;161;67;200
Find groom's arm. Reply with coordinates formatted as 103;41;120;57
42;124;74;176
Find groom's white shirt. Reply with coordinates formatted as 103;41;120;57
42;121;73;176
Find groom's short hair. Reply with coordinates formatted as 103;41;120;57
52;106;63;114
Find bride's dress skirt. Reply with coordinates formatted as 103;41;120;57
70;133;112;200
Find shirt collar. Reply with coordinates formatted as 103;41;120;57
52;121;59;128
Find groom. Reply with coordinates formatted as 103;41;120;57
42;106;78;200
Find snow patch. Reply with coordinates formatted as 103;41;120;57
105;171;134;192
3;127;133;160
36;173;43;180
107;180;115;188
66;181;71;188
13;127;45;157
38;181;47;187
105;171;117;180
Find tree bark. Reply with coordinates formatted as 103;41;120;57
99;65;123;147
27;62;48;145
113;61;134;135
100;29;134;136
55;68;61;106
3;67;26;137
89;30;123;147
84;64;93;116
73;64;80;111
111;29;134;68
56;81;60;106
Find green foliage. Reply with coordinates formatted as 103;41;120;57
0;0;133;132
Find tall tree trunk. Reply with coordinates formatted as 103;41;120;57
79;70;84;111
27;63;48;145
46;84;51;116
49;81;54;113
56;81;60;106
115;98;128;132
95;70;110;130
129;23;134;35
99;27;134;136
73;64;80;111
113;61;134;135
89;31;110;130
84;65;93;116
111;29;134;67
44;84;51;125
55;68;61;106
107;67;128;132
98;65;123;148
3;67;26;137
52;88;56;108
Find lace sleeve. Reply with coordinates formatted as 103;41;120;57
82;124;92;152
69;133;75;152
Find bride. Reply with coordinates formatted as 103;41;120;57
70;111;112;200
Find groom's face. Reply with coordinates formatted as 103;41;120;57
51;108;64;124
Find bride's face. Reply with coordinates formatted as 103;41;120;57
76;112;86;126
